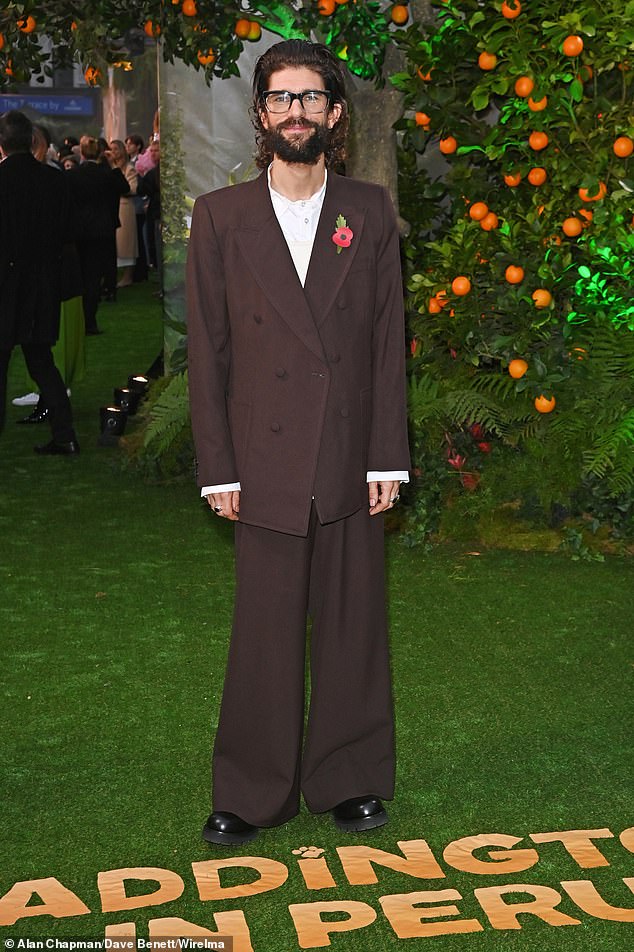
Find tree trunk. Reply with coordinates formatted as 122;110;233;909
345;0;436;231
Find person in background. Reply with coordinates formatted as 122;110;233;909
14;121;85;425
125;134;149;283
107;139;138;289
138;137;161;282
70;135;128;334
0;110;79;454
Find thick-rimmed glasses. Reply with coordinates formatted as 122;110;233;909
261;90;331;115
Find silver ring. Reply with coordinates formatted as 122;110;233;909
390;495;400;503
213;506;222;512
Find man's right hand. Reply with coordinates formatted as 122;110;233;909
206;491;240;521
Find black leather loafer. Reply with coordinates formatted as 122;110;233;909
34;439;80;456
17;406;49;424
332;796;388;832
202;812;259;846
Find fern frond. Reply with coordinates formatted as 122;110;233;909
143;371;190;457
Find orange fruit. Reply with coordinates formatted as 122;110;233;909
417;66;433;81
182;0;198;15
514;76;534;97
535;394;556;413
504;171;522;187
505;265;525;284
415;111;431;127
144;20;160;37
562;35;583;57
247;21;262;40
391;4;410;25
17;14;36;33
439;135;457;154
428;297;442;314
578;207;593;223
335;0;350;4
501;0;521;18
578;181;607;202
508;358;528;378
318;0;336;13
562;217;583;237
578;64;593;82
528;95;548;111
452;276;472;296
613;136;633;158
84;65;101;85
235;18;251;37
529;131;549;151
527;167;547;186
436;289;448;307
5;59;13;77
478;52;497;71
469;202;489;221
197;49;215;65
0;32;4;51
480;211;499;230
70;20;78;30
532;288;553;308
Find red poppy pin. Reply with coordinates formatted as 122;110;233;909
332;214;353;254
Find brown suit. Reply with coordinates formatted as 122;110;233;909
187;170;410;826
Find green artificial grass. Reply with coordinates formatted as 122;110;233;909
1;283;633;951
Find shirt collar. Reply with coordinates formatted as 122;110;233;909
267;164;327;209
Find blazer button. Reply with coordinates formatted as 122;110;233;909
275;367;286;378
270;422;281;432
340;407;350;418
253;313;263;324
329;353;341;363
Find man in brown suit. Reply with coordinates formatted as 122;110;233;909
187;40;410;846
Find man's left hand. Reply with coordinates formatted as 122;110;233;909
368;480;400;516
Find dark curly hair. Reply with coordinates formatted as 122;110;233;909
252;39;349;170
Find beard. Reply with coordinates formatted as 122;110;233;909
262;117;333;165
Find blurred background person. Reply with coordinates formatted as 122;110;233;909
0;110;79;454
108;139;138;289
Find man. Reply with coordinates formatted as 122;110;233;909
187;40;410;847
70;136;129;331
0;110;79;454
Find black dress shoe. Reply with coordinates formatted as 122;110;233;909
202;812;258;846
17;406;49;424
86;326;103;336
332;796;388;832
34;439;80;456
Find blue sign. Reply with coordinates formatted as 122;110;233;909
0;93;95;117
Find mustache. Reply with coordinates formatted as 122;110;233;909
276;117;321;131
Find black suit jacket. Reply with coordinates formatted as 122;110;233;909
187;171;410;536
0;152;71;348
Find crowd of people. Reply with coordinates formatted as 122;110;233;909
0;110;161;454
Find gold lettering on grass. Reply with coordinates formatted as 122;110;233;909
443;834;539;875
337;840;444;885
379;889;483;938
475;884;581;929
530;829;613;867
562;878;634;921
98;867;184;912
0;877;90;926
289;900;376;949
193;857;288;900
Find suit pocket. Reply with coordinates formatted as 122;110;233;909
227;397;252;475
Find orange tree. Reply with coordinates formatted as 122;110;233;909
392;0;634;550
0;1;397;86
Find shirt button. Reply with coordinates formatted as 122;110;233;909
304;218;309;224
340;408;350;418
270;422;281;432
275;367;286;378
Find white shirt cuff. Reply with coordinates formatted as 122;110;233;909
366;471;409;483
201;482;241;497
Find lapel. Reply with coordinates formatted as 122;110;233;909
235;172;326;363
304;172;366;328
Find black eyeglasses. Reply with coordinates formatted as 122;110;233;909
261;90;331;115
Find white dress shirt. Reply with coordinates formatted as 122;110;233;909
201;167;408;498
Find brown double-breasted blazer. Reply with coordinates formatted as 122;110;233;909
186;170;410;536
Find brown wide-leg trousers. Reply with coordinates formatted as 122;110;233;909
211;503;396;828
